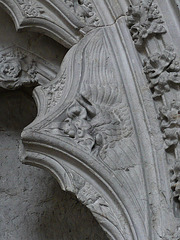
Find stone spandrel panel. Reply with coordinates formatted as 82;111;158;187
0;0;180;239
0;89;108;240
0;97;134;238
0;6;108;240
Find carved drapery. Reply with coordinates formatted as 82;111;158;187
1;0;180;239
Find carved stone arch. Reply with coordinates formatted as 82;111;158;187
2;0;180;239
0;0;86;48
21;15;150;239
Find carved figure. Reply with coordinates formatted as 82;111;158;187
60;84;132;159
126;0;166;47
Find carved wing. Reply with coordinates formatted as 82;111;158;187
79;83;132;151
59;31;133;158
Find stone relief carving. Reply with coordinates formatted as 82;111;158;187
126;0;180;235
70;171;119;230
16;0;45;18
126;0;166;47
0;46;57;90
159;101;180;150
43;70;67;112
63;0;100;26
1;0;180;239
50;83;132;159
143;46;180;98
24;26;149;239
171;162;180;203
0;47;37;89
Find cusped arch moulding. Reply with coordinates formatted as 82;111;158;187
0;0;143;48
2;0;178;240
0;0;89;48
21;18;160;240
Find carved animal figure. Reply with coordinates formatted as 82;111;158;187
61;84;132;159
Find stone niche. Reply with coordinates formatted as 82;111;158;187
0;7;108;240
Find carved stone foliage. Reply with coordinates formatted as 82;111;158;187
159;101;180;150
126;0;180;234
143;46;180;98
4;0;178;238
0;46;56;90
70;171;119;231
43;70;66;112
163;229;180;240
170;162;180;203
16;0;45;18
63;0;100;26
21;25;153;239
126;0;166;47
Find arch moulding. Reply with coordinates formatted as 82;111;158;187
1;0;180;239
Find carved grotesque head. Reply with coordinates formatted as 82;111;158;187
0;59;21;80
61;118;77;138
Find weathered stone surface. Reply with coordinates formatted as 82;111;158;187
0;90;108;240
0;1;180;239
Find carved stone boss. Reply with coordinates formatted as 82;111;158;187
1;0;180;239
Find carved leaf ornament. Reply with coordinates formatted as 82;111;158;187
63;0;100;26
0;46;57;90
126;0;180;236
171;162;180;202
1;0;180;239
143;46;180;98
16;0;44;17
159;101;180;150
126;0;166;47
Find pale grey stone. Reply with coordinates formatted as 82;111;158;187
0;90;108;240
0;1;180;240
